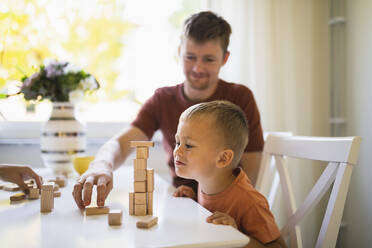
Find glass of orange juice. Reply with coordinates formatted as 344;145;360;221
73;156;95;175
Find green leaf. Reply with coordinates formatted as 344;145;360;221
0;93;7;99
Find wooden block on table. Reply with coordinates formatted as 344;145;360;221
136;147;149;159
134;181;146;193
55;176;66;188
85;206;110;215
129;192;134;215
147;192;153;215
0;183;4;190
29;188;40;199
3;183;20;191
130;141;154;148
136;216;158;229
10;192;26;201
40;190;54;212
108;209;123;226
134;204;147;216
134;192;147;205
147;168;154;192
42;182;55;191
134;159;147;170
134;169;147;181
53;184;59;192
53;191;61;197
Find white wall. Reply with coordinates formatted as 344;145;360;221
340;0;372;247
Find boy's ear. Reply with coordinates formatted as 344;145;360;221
216;149;234;168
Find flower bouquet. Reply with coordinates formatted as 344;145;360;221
21;60;99;102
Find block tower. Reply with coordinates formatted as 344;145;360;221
129;141;155;216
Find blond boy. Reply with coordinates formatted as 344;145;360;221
173;101;285;248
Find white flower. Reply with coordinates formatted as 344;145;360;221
63;63;82;74
68;89;84;103
81;76;98;91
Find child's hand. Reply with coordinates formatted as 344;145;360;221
173;185;196;201
206;211;237;229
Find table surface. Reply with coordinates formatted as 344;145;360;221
0;166;249;248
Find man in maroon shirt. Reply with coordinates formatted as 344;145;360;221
73;11;264;209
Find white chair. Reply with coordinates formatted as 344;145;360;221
256;135;361;248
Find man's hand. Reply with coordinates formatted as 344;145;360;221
206;211;237;229
173;185;196;201
0;164;42;193
72;160;113;209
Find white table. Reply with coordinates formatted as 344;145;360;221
0;166;249;248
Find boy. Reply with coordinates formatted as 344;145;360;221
173;101;285;248
73;11;263;210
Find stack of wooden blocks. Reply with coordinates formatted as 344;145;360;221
129;141;155;216
40;182;54;212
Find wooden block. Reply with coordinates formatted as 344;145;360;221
42;182;55;191
136;147;149;159
85;206;110;215
108;209;123;226
10;192;26;201
53;184;59;192
134;192;147;205
40;189;54;212
130;141;154;148
55;176;66;188
147;168;154;192
129;192;134;215
134;181;146;193
0;183;4;190
134;159;147;170
29;188;40;199
3;183;20;191
53;191;61;197
134;204;147;216
136;216;158;229
134;169;147;181
147;192;153;215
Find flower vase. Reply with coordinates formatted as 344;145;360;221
40;102;86;176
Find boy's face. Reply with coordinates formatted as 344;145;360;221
179;37;229;92
173;116;224;181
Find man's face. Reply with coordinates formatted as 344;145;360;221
180;37;229;92
173;116;223;181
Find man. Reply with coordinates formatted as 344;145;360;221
73;11;264;209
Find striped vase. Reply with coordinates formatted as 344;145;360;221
40;102;86;176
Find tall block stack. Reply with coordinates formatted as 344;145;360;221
129;141;155;216
40;182;55;212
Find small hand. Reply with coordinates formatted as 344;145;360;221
206;211;237;229
0;164;43;193
173;185;197;201
72;160;113;209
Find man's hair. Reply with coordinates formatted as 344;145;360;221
183;11;232;55
180;100;249;167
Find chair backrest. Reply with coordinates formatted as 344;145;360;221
256;135;361;248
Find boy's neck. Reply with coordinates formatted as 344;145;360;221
199;170;236;195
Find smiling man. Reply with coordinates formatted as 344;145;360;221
73;11;264;209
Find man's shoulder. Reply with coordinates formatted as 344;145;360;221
154;83;182;97
219;80;254;97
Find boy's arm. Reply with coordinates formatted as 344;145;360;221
245;236;286;248
240;152;262;186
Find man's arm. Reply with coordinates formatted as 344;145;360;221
240;151;262;187
72;125;149;209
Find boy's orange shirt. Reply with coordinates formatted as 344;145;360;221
198;168;281;244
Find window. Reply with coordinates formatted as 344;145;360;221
0;0;202;125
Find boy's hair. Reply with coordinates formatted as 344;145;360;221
180;100;249;168
182;11;232;55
